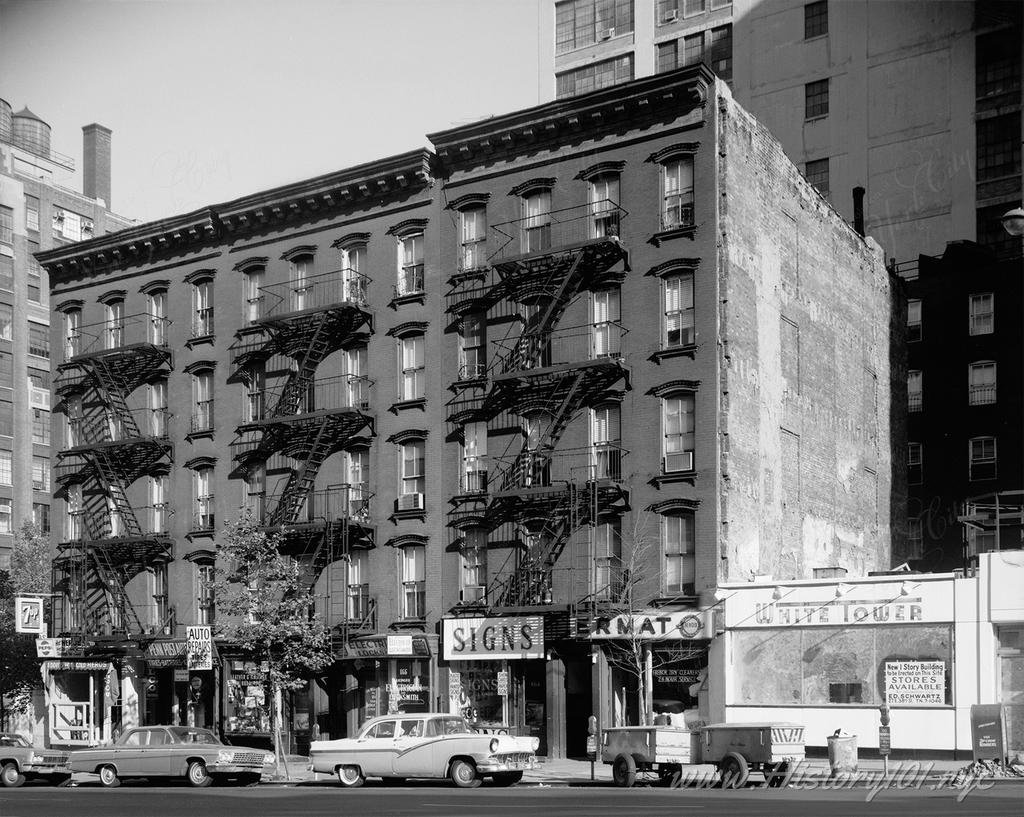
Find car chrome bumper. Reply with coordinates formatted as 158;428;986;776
23;764;70;775
208;763;264;775
477;758;537;773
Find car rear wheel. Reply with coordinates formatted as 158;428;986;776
187;761;213;788
336;765;365;788
1;762;25;788
449;758;482;788
491;771;523;786
98;764;120;788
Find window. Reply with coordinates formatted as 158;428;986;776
25;196;39;232
397;234;424;295
64;308;81;357
594;519;623;599
400;440;425;497
708;24;732;81
243;362;265;422
908;443;922;485
244;267;264;323
907;299;922;342
556;55;634;99
0;498;11;534
32;503;50;534
664;272;695;348
461;529;488;601
345;347;368;409
32;408;50;445
152;563;169;628
27;323;49;359
969;361;997;405
65;394;83;448
663;394;695;472
32;456;50;492
684;0;706;16
969;293;994;335
105;299;124;349
460;313;486;380
346;448;369;516
663;513;695;595
555;0;635;53
150;379;168;436
657;0;680;23
976;27;1021;101
460;208;487;272
245;462;266;523
462;421;488;494
197;563;215;625
657;40;680;74
907;370;922;412
0;206;12;245
0;304;11;340
399;334;425;401
592;289;620;357
0;450;10;485
193;280;214;337
0;353;10;389
804;158;830;199
148;289;167;344
969;437;996;481
194;467;214;529
52;207;91;242
66;483;83;540
288;255;312;312
592;403;621;479
805;79;829;119
339;244;367;304
662;156;695;230
347;549;370;621
977;114;1021;182
401;545;426;619
27;242;42;304
191;370;214;432
521;189;552;253
106;493;124;537
150;475;168;533
0;394;11;437
804;1;827;38
590;174;620;238
0;258;10;292
907;518;923;558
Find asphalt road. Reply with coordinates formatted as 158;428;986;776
1;781;1021;817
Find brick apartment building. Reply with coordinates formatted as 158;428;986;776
0;98;130;569
35;67;897;756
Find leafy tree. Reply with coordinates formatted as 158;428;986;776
211;509;332;776
0;523;54;728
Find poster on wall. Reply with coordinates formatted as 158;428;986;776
885;660;946;705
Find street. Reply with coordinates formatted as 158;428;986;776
1;781;1021;817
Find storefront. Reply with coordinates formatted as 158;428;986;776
39;655;125;747
141;638;217;731
710;550;1024;757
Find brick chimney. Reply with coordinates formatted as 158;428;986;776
82;123;112;207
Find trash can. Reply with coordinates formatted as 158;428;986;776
827;733;858;775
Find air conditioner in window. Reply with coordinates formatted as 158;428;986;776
396;492;425;512
660;9;679;23
461;585;486;604
663;451;693;473
599;27;615;40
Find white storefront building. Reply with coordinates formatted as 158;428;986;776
707;551;1024;757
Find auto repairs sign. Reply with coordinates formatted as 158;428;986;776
443;615;544;660
186;626;213;670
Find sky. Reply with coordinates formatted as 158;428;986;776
0;0;543;223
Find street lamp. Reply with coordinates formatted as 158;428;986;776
1000;206;1024;237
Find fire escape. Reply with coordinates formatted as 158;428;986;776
228;268;376;608
447;202;631;608
52;314;173;637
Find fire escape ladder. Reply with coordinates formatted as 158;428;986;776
91;544;143;635
505;254;584;373
90;357;142;439
268;420;334;526
273;316;334;418
91;448;142;538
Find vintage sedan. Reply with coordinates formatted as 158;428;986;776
0;733;71;787
68;725;274;787
308;713;538;788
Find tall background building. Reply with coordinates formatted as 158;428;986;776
0;98;131;568
541;0;1023;263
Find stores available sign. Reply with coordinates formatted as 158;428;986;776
443;616;544;660
586;611;707;640
885;661;946;705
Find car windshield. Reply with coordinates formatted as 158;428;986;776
167;727;221;745
0;734;30;748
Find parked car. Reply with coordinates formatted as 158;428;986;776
0;733;71;788
68;725;274;788
308;713;538;788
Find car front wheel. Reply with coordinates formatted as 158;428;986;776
187;761;213;788
449;758;481;789
98;765;120;788
1;762;25;788
336;765;365;788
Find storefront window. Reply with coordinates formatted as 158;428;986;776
450;661;508;726
732;625;953;706
224;660;270;733
389;658;429;713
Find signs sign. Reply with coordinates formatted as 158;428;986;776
16;597;44;634
884;660;946;705
443;616;544;660
496;670;509;697
145;640;187;668
387;635;413;656
347;635;431;659
186;626;213;671
585;611;706;640
36;637;84;658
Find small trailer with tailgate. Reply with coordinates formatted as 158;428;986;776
602;721;805;788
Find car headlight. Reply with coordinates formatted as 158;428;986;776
530;737;540;752
27;753;40;764
489;738;500;754
217;750;233;763
264;754;276;765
